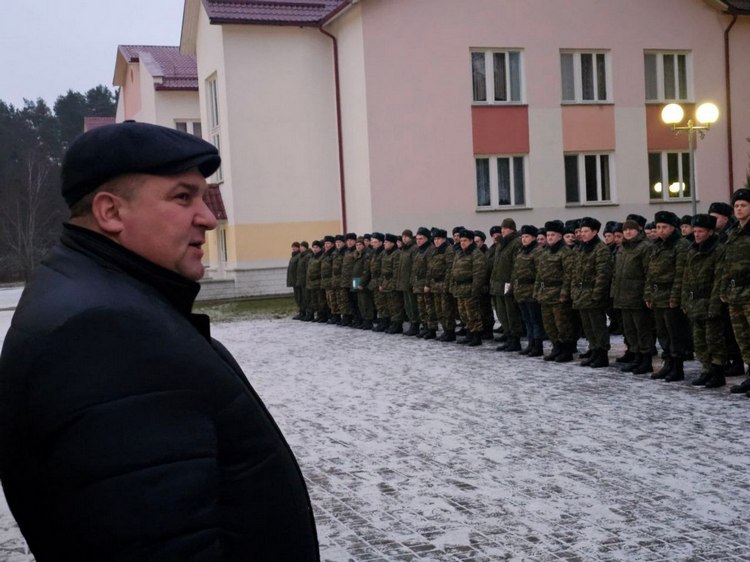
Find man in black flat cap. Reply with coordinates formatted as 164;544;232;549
0;122;319;561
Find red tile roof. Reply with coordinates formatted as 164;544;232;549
118;45;198;90
204;184;228;221
203;0;351;26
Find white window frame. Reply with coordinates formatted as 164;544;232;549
206;75;223;183
648;151;692;201
475;155;528;209
644;51;692;102
175;120;202;137
560;50;611;104
471;49;524;104
564;152;614;205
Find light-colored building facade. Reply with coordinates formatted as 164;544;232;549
117;0;750;299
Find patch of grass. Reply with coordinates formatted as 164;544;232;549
194;296;297;323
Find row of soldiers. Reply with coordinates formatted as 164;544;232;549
286;189;750;395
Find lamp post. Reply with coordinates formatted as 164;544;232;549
661;102;719;216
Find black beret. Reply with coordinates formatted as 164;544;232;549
371;232;385;242
691;214;717;229
580;216;601;231
384;233;398;243
416;226;431;238
334;234;345;242
626;214;647;228
312;240;322;248
544;220;565;234
324;235;335;243
291;241;300;247
452;226;465;235
61;121;221;207
654;211;680;227
489;225;502;235
432;228;448;238
520;225;538;236
458;229;474;240
708;201;733;216
345;232;357;241
731;189;750;205
474;230;486;241
300;241;309;248
680;215;693;226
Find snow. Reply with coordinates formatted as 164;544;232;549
2;315;750;561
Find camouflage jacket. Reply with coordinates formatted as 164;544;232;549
295;249;312;288
350;248;371;292
320;247;336;290
380;247;401;292
511;242;542;303
611;233;650;309
720;220;750;305
533;240;574;304
306;250;324;290
340;246;357;289
570;237;612;310
490;231;521;295
682;234;724;320
410;241;435;292
368;246;384;291
398;240;416;291
425;241;454;294
286;251;300;287
331;247;346;287
450;243;487;299
644;230;688;308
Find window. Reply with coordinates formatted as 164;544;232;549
644;52;690;102
475;156;526;208
648;151;692;200
471;50;522;103
175;121;202;137
206;75;223;183
560;51;610;103
564;153;613;204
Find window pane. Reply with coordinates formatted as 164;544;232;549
596;53;607;100
682;152;692;198
667;152;679;198
584;154;598;201
497;158;510;205
476;158;490;206
472;53;486;102
493;52;507;101
663;54;675;100
599;155;610;201
677;54;687;100
192;122;202;138
509;51;521;102
175;122;188;132
564;155;579;203
644;54;657;100
561;54;575;101
513;157;525;205
648;153;662;199
581;53;594;101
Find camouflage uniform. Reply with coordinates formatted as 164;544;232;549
683;234;726;372
295;248;312;317
352;247;374;326
305;248;325;320
512;241;544;350
369;245;387;324
380;245;404;326
399;239;419;327
321;247;337;315
334;246;351;317
426;240;456;337
287;249;301;313
490;232;523;337
535;239;576;352
451;242;487;334
411;240;437;332
571;237;613;354
720;220;750;364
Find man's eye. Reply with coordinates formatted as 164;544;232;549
175;193;191;202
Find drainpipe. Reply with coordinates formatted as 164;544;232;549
724;14;737;194
319;26;348;233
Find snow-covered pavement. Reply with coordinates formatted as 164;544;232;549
2;317;750;561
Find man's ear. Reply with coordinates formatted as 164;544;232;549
90;192;125;235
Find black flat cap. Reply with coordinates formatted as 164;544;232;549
61;121;221;207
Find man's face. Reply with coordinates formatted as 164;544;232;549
575;228;582;241
474;236;483;246
416;234;428;247
312;245;322;254
547;231;562;246
346;239;355;249
521;234;534;246
384;240;394;251
680;224;693;236
734;201;750;222
623;227;638;240
459;237;472;250
402;235;412;245
324;241;333;251
364;239;371;248
453;233;460;243
355;241;365;253
491;231;501;243
646;228;658;240
291;245;300;254
335;240;345;250
434;236;445;247
614;232;623;245
603;232;614;245
501;227;514;238
579;227;597;243
711;213;729;231
656;223;675;240
370;238;382;250
537;233;546;246
693;226;712;244
563;233;575;246
116;170;217;281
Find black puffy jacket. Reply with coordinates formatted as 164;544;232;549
0;224;319;562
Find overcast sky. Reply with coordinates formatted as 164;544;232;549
1;0;184;109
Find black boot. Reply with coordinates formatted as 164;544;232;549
704;364;726;388
417;326;429;338
481;328;495;340
665;358;685;382
589;349;609;368
501;336;522;352
339;314;352;327
528;338;544;358
467;331;482;347
359;319;373;330
404;323;420;336
457;332;473;344
730;376;750;394
620;353;641;372
691;371;710;386
386;321;403;334
316;311;329;323
544;343;561;362
327;313;340;325
579;348;593;360
438;330;456;342
423;329;437;340
632;354;654;375
615;350;636;364
725;357;745;376
373;317;390;332
555;342;575;363
580;349;597;367
519;338;534;355
651;357;673;379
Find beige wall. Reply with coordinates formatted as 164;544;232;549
154;90;201;129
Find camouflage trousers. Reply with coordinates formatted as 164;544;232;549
305;288;322;316
540;302;577;344
654;307;692;359
386;290;404;323
578;308;610;351
494;294;523;336
416;291;437;330
373;286;388;319
293;286;305;313
692;315;727;370
336;287;351;315
457;296;483;333
325;288;339;314
403;290;419;323
357;289;374;321
480;293;494;330
728;303;750;364
429;291;456;333
620;308;654;355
